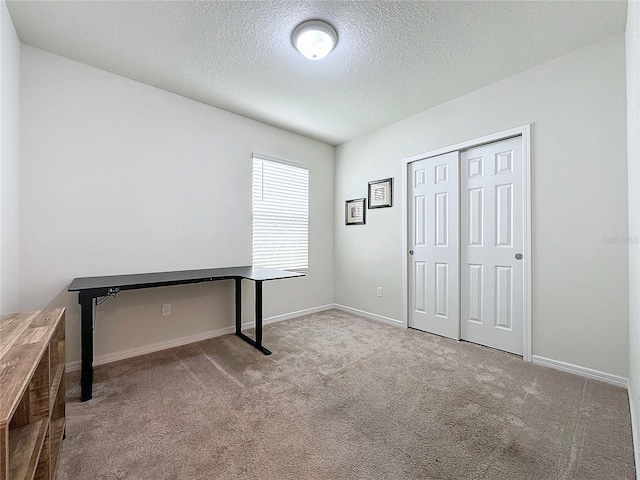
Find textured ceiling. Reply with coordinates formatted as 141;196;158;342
6;1;628;145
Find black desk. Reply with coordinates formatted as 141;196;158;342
68;266;303;401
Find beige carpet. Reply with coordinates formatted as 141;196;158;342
59;309;636;479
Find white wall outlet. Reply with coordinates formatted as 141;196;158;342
376;287;383;297
161;304;171;316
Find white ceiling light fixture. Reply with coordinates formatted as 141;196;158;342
292;20;338;60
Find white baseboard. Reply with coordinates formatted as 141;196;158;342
629;380;640;480
66;304;336;372
262;304;334;325
333;304;404;327
66;325;236;372
531;355;628;388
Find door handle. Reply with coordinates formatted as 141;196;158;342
515;253;523;260
409;250;414;255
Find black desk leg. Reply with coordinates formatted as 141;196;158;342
235;278;242;335
255;280;263;348
79;294;94;402
234;279;271;355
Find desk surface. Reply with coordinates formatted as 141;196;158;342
68;266;304;292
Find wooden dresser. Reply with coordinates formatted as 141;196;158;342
0;308;66;480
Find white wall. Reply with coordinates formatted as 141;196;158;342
626;0;640;475
335;34;629;377
20;46;334;364
0;0;20;314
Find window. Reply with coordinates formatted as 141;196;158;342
252;154;309;271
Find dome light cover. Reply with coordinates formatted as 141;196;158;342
292;20;337;60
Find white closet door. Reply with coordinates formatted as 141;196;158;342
408;152;460;339
460;137;524;355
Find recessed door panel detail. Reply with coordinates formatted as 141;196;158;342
415;195;426;246
467;264;483;324
435;164;448;184
495;184;512;247
468;156;483;178
468;188;483;246
435;263;448;318
495;150;513;174
494;266;513;330
415;169;426;187
435;192;448;247
414;262;426;313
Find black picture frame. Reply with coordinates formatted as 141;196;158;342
368;178;393;209
345;198;366;225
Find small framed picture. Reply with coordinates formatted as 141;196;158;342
368;178;393;209
345;198;366;225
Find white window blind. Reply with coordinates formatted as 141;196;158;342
252;155;309;271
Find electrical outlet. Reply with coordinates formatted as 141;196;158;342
376;287;383;297
161;304;171;316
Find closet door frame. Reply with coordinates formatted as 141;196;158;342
402;125;532;362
